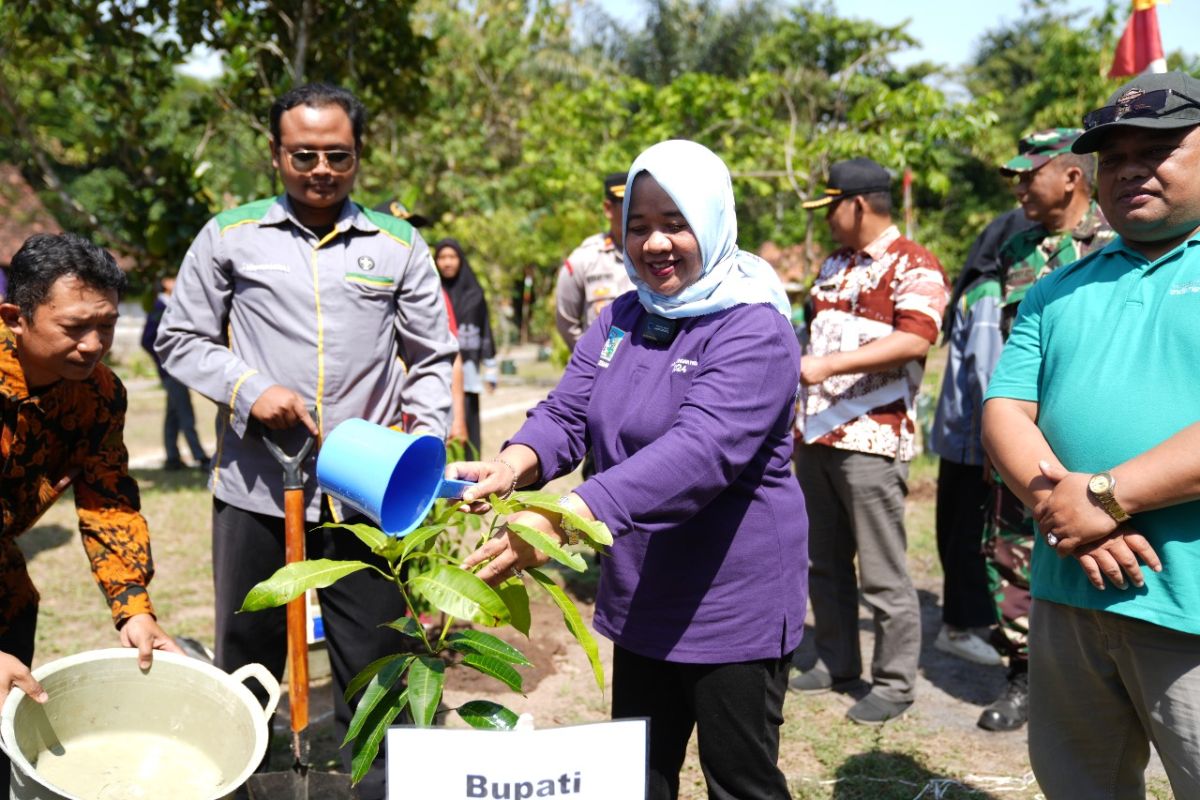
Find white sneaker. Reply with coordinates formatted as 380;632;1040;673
935;626;1003;666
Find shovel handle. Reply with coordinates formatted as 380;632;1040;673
263;432;316;491
284;487;309;734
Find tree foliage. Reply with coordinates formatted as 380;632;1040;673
0;2;212;271
1;0;1195;317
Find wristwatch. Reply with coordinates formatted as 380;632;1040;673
1087;471;1131;523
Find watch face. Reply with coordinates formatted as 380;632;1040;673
1089;473;1112;495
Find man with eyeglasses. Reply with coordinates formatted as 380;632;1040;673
984;70;1200;798
156;82;457;798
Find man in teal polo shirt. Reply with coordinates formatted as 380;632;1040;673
983;70;1200;798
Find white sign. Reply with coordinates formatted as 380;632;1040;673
386;718;647;799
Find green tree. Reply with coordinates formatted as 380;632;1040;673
965;1;1123;150
0;1;433;282
163;0;432;140
0;2;212;276
616;0;780;85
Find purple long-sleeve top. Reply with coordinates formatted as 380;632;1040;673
511;294;809;663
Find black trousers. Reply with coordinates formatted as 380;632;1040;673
611;645;792;800
0;602;38;798
935;458;995;629
465;391;482;459
213;499;409;800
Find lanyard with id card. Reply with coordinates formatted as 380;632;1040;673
840;319;860;352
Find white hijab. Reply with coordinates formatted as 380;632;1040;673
623;140;790;319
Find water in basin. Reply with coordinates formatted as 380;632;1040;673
32;730;226;800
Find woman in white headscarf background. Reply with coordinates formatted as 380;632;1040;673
448;140;808;799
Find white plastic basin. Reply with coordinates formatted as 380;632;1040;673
0;649;279;800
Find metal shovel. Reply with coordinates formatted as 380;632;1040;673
245;423;354;800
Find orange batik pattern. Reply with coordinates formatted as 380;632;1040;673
0;324;155;635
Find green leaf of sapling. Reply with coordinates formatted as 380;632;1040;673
528;568;604;691
447;629;533;665
318;521;389;553
507;522;586;572
344;657;411;746
496;577;531;636
411;564;510;627
350;688;408;784
240;559;372;611
461;653;524;693
407;656;447;727
457;700;519;730
381;615;425;639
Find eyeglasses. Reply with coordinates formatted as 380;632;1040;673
1083;89;1200;130
284;149;357;173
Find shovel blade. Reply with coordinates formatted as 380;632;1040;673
244;769;355;800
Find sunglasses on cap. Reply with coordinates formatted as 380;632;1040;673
284;149;357;173
1083;89;1200;130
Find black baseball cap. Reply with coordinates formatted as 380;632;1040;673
604;172;628;203
1073;71;1200;154
802;158;892;209
372;199;430;228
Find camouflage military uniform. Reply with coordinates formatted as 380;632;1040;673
985;201;1115;665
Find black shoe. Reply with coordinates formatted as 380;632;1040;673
978;672;1029;731
846;691;913;725
788;666;860;695
195;457;212;472
163;459;185;471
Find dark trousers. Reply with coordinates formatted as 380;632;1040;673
0;603;38;798
611;645;792;800
796;444;920;702
935;459;995;629
464;391;483;459
163;374;208;464
213;500;409;800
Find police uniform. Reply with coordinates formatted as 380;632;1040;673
555;231;633;350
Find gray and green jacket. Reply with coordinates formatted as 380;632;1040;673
156;195;457;521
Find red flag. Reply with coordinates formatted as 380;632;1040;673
1109;0;1167;78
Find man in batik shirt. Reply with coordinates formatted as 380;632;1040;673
0;233;181;795
790;158;949;725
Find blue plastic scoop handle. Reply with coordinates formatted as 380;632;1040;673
438;478;475;499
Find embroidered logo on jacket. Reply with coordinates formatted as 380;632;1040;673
358;256;376;271
1169;280;1200;296
671;358;698;374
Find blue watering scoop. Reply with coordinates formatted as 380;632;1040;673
316;419;474;538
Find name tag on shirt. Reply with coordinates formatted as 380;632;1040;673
840;320;860;352
598;327;626;368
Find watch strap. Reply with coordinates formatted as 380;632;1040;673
1089;473;1132;523
1095;492;1132;523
